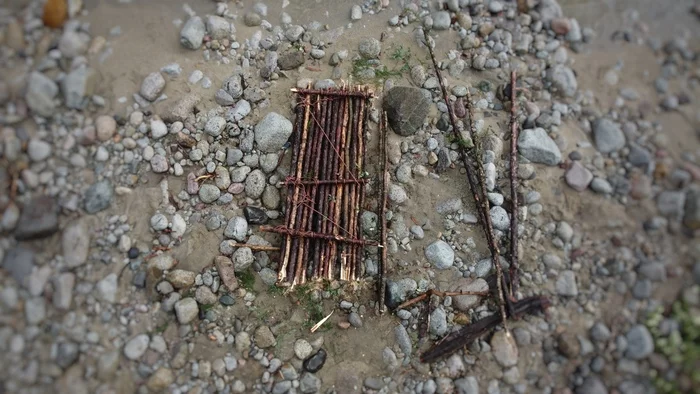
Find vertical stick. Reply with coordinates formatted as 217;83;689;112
279;94;312;284
379;110;389;313
508;71;520;296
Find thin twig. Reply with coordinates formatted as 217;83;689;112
508;70;520;297
396;288;491;310
422;29;510;334
227;244;281;252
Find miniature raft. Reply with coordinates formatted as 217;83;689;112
261;86;376;287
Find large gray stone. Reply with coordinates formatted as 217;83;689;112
84;180;114;214
62;66;97;109
2;247;35;284
625;325;654;360
425;240;454;269
254;112;293;152
140;72;166;102
180;16;206;50
15;195;59;240
26;72;58;117
518;128;562;165
383;87;431;136
385;278;417;308
546;65;577;97
224;217;248;241
593;118;626;153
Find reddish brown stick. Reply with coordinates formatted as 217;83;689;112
291;88;374;98
379;111;389;313
508;71;520;296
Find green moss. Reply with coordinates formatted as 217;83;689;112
236;269;256;291
647;293;700;394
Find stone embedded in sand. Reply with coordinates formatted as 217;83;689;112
565;161;593;191
180;16;205;50
491;330;519;367
215;256;238;291
63;220;89;267
546;65;577;97
140;72;166;102
425;240;454;269
358;37;381;59
174;298;199;324
15;195;59;240
26;71;58;117
63;65;97;109
162;93;201;123
517;128;562;166
383;87;431;136
593;118;626;153
277;50;305;70
254;112;293;153
206;15;232;40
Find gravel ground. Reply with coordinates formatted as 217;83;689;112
0;0;699;393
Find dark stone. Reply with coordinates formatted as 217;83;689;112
14;195;59;240
56;342;80;369
84;180;114;214
436;148;452;173
244;206;268;225
128;247;140;259
132;271;146;288
2;247;35;284
569;151;583;161
303;348;327;373
383;86;431;136
627;143;652;168
436;115;450;132
219;295;235;306
277;50;305;70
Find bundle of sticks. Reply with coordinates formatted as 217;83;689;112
262;86;375;287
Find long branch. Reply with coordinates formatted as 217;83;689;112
422;29;509;334
508;71;520;296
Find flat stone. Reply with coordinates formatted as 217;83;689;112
491;330;518;367
123;334;150;360
385;278;418;308
84;180;114;214
425;240;454;269
518;128;562;166
452;278;488;311
215;256;238;291
625;325;654;360
277;50;305;70
254;112;293;152
174;298;199;324
593;118;626;153
565;161;593;191
15;195;58;240
26;72;58;117
436;198;463;214
556;270;578;296
2;247;35;284
383;87;431;136
140;72;166;102
224;216;248;241
62;221;90;267
255;325;276;348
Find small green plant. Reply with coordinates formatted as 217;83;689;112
154;321;169;334
268;285;285;296
647;294;700;394
292;284;326;330
236;269;256;291
351;43;413;83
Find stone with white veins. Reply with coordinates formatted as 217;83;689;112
425;240;454;269
254;112;293;152
518;128;562;166
150;213;169;231
140;72;166;101
123;334;150;360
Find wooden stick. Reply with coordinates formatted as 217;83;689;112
379;111;389;313
227;244;280;252
508;71;520;296
422;29;510;334
396;288;490;310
